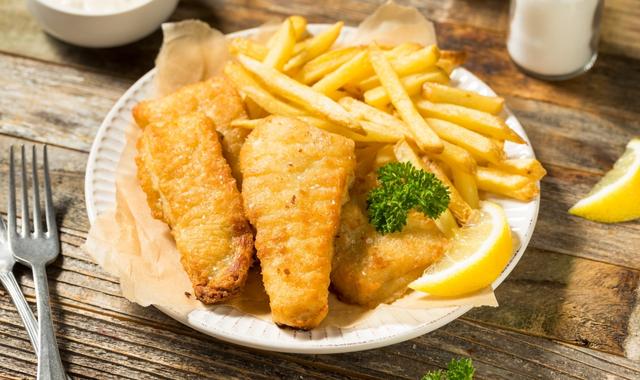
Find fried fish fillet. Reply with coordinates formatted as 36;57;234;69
331;173;449;308
136;113;253;304
133;76;249;183
240;116;355;329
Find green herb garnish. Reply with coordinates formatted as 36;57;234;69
422;358;475;380
367;162;450;234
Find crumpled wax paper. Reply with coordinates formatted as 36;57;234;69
84;1;498;329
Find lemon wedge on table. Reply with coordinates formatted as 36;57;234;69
569;138;640;223
409;201;513;297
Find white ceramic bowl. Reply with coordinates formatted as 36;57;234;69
26;0;179;48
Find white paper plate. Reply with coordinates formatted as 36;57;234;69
85;25;540;354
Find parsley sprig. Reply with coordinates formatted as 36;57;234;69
422;358;475;380
367;162;450;234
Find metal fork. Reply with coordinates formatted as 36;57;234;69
0;214;39;353
8;145;66;380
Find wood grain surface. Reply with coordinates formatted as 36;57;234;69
0;0;639;379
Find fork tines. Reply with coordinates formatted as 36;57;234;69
8;145;57;240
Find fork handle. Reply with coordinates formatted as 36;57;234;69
0;271;38;352
32;264;66;380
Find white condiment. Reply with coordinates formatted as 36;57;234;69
507;0;601;78
39;0;151;14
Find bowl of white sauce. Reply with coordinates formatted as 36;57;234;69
27;0;179;48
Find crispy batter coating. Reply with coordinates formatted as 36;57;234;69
331;173;449;308
136;113;253;304
133;76;249;183
240;117;355;329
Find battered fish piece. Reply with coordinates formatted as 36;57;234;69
240;117;355;329
331;173;449;308
133;76;249;183
136;113;253;304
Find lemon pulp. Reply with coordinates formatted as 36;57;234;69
409;201;512;297
569;138;640;223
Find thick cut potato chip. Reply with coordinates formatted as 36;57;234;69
415;100;524;143
289;15;308;40
297;47;362;84
431;141;477;174
284;21;343;72
490;158;547;181
237;54;363;133
476;166;539;201
263;19;297;70
356;45;440;91
452;168;479;209
229;38;268;60
422;83;504;115
364;70;449;109
425;118;505;164
224;62;304;116
339;97;408;137
369;47;442;153
312;51;369;95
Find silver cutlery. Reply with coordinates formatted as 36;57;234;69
8;145;66;380
0;212;39;352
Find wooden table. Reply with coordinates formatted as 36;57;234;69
1;0;639;378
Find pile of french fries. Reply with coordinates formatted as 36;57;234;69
226;16;546;234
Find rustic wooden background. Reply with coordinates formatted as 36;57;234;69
1;0;639;379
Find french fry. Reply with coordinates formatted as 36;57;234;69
452;168;480;209
364;70;449;109
356;45;441;91
369;47;443;153
425;118;505;164
289;15;308;40
492;138;505;151
476;166;539;201
415;100;525;143
284;21;344;72
237;54;363;133
244;97;268;119
297;47;362;84
490;158;547;181
375;144;397;168
394;139;471;227
437;51;467;75
263;19;297;70
312;51;369;95
387;42;423;56
423;158;474;224
431;141;477;174
422;83;505;115
224;62;304;116
232;116;393;143
338;97;408;137
229;38;268;60
440;50;467;65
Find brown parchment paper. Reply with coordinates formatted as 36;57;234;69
84;1;498;330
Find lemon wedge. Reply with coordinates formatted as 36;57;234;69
569;138;640;223
409;201;512;297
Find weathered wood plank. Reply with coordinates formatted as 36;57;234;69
468;247;640;357
0;52;130;152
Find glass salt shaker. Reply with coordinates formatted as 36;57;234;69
507;0;604;81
